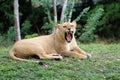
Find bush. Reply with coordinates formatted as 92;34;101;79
97;2;120;39
76;6;104;43
0;26;15;46
21;20;32;35
24;33;39;39
41;22;55;34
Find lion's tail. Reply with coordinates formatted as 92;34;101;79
9;48;43;64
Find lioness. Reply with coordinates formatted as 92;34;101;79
9;21;91;63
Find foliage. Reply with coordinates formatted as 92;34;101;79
39;0;53;23
31;0;41;7
21;20;32;35
7;26;15;41
76;6;104;42
32;0;54;33
73;7;90;40
41;22;54;34
0;27;15;46
41;0;55;32
24;33;39;39
97;2;120;39
74;7;90;22
19;0;46;35
0;0;120;44
0;43;120;79
0;0;14;33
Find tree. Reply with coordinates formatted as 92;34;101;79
68;0;74;22
53;0;57;24
14;0;21;41
60;0;75;23
60;0;68;23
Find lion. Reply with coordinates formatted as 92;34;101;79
9;21;91;63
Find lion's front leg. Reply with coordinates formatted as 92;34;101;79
59;50;88;59
72;46;91;58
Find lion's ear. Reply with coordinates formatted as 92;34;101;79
56;23;61;28
72;21;77;27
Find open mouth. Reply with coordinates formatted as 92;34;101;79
65;31;73;43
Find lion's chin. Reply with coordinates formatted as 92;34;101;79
65;31;73;43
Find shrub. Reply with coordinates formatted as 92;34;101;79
21;20;32;35
41;22;55;34
24;33;39;39
97;2;120;39
0;26;15;46
76;5;104;43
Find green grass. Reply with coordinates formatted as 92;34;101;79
0;43;120;80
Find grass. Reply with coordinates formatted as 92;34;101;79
0;43;120;80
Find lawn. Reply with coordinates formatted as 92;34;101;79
0;43;120;80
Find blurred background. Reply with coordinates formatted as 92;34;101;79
0;0;120;46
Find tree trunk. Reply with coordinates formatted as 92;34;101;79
53;0;57;24
52;0;57;30
14;0;21;41
60;0;68;23
68;0;74;22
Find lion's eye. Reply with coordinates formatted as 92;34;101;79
63;26;66;28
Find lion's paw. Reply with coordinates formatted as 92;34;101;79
87;53;92;58
55;55;63;61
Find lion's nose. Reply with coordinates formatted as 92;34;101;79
68;28;71;31
67;28;73;33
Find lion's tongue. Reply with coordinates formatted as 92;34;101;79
66;34;72;42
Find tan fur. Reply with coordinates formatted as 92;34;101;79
9;21;91;63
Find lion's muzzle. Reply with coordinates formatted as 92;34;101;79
65;29;73;43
